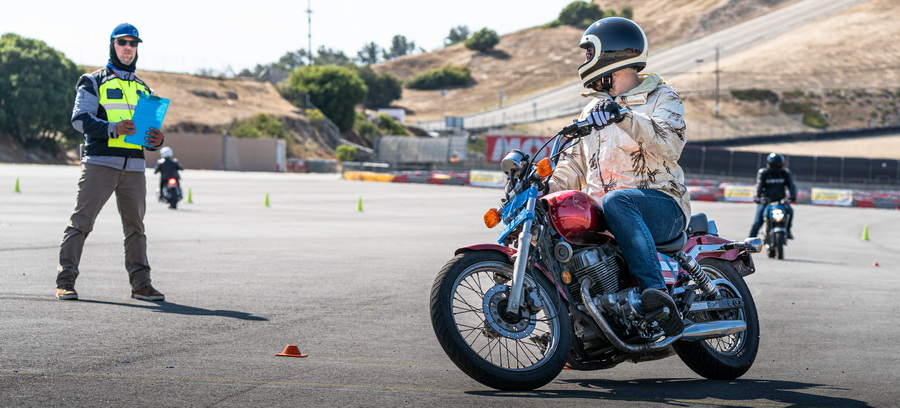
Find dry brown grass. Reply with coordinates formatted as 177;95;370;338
16;0;894;164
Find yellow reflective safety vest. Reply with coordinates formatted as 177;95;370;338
83;68;152;158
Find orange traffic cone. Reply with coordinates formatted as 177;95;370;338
275;344;308;358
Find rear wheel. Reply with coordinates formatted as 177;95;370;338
674;258;759;380
430;251;571;390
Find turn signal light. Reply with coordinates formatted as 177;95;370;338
484;208;501;228
561;270;572;285
536;158;553;178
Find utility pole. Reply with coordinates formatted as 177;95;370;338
307;0;313;65
715;45;720;117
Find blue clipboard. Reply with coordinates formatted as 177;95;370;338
124;94;170;147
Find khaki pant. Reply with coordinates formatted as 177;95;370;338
57;163;152;290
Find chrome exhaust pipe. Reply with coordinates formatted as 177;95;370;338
680;320;747;341
580;278;681;354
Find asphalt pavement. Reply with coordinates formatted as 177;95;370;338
2;163;898;407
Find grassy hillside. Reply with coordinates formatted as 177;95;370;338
5;0;898;163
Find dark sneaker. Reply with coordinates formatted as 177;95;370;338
131;286;165;301
641;288;684;337
787;230;794;240
56;285;78;300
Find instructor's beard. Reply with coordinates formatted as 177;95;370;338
108;41;138;72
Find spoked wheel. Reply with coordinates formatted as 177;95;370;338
430;251;571;390
674;258;760;380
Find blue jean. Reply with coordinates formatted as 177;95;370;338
601;189;686;291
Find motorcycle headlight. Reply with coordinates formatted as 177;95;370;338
771;210;785;222
500;149;528;178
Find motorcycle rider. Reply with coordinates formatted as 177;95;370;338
748;152;797;239
549;17;689;337
154;146;183;202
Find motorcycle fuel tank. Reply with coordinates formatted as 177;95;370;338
543;190;610;246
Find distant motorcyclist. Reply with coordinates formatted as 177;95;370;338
154;147;183;201
749;153;796;239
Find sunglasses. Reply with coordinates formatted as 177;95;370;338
116;39;139;47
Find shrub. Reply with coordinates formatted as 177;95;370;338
779;102;828;129
374;113;408;136
335;144;357;162
465;28;500;52
730;88;778;103
555;1;604;28
405;66;471;90
228;114;285;138
305;108;325;123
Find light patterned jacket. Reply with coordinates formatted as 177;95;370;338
549;73;691;222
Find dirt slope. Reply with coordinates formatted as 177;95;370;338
5;0;897;163
376;0;807;124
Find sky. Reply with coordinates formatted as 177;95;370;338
2;0;576;74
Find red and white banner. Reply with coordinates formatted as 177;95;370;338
485;135;552;163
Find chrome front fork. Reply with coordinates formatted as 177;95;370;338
505;196;537;317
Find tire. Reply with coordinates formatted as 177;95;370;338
774;231;785;260
430;251;572;390
167;189;178;209
674;258;760;380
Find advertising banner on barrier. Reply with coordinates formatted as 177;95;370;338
469;170;507;188
810;187;854;206
723;185;756;202
485;135;552;163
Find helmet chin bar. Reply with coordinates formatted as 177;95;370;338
597;76;613;92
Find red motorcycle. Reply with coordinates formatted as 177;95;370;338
430;120;763;390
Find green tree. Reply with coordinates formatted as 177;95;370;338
357;42;382;65
351;65;402;108
274;49;310;71
464;28;500;52
283;65;367;132
620;6;634;20
383;35;416;60
313;46;351;66
445;25;470;46
556;1;605;28
0;33;82;151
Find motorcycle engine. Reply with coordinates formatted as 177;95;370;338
565;243;621;300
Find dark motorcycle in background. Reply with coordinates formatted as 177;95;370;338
762;198;790;260
429;118;764;391
164;177;182;210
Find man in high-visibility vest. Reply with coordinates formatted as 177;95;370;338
56;23;166;301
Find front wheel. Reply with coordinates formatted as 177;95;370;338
674;257;760;380
774;231;785;260
430;250;572;390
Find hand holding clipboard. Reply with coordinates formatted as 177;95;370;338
123;94;170;147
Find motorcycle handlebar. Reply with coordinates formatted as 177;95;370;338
558;108;631;136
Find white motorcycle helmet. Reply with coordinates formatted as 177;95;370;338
160;146;173;159
578;17;648;91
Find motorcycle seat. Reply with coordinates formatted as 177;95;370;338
656;232;687;256
687;213;708;235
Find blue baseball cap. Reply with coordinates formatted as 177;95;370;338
110;23;143;43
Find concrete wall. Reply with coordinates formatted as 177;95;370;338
144;132;286;172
